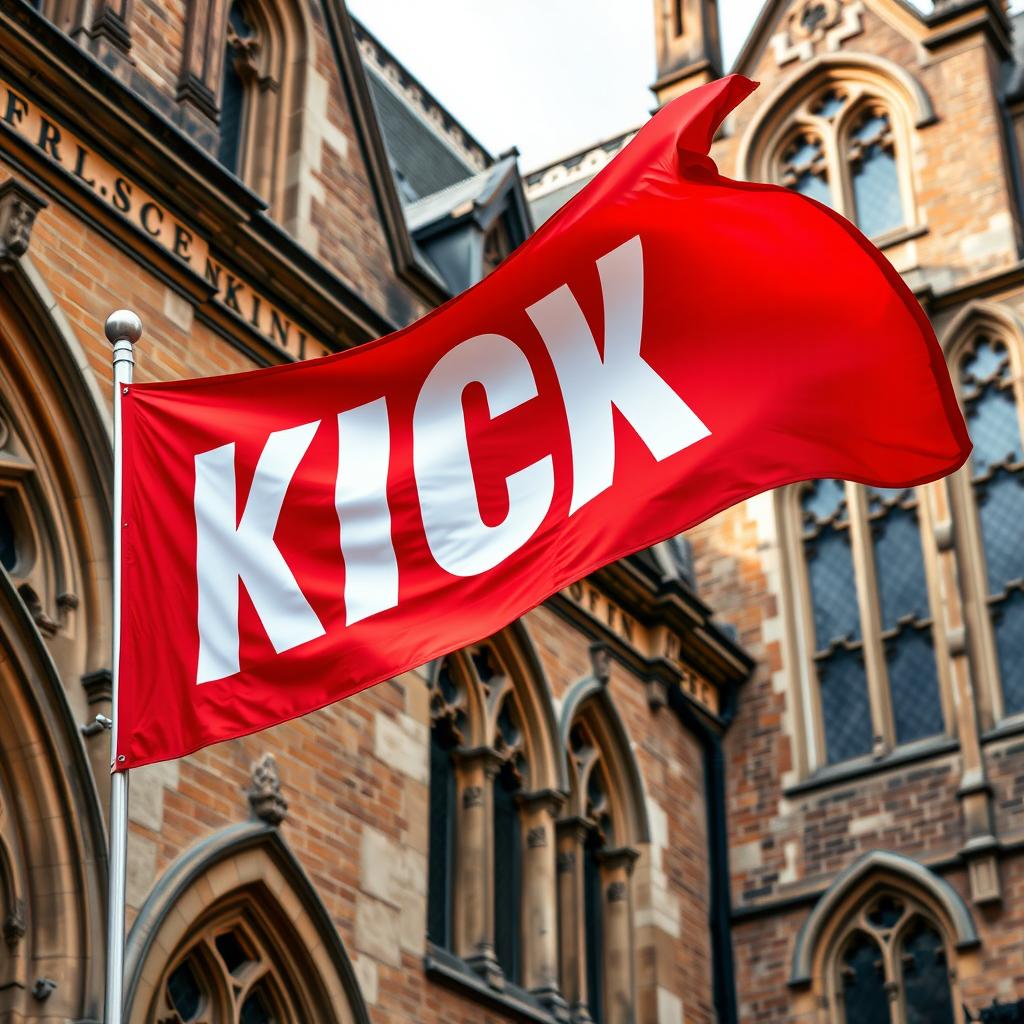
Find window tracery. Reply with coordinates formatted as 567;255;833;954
768;82;910;240
161;915;293;1024
793;478;946;768
831;893;955;1024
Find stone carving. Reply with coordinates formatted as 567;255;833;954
246;753;287;825
557;851;575;874
31;978;56;1001
606;881;628;903
589;642;611;686
527;826;547;848
771;0;863;66
0;179;47;269
3;900;25;949
462;785;483;808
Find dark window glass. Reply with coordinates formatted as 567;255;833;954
850;110;904;237
426;726;455;947
0;499;16;572
584;839;604;1024
840;932;888;1024
218;2;254;173
866;894;904;930
240;988;275;1024
961;338;1024;716
215;929;251;975
901;918;954;1024
492;768;521;984
802;481;872;763
869;490;943;744
167;960;203;1022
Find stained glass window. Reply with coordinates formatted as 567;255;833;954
781;131;833;207
840;931;888;1024
961;337;1024;715
868;489;943;744
849;108;904;237
802;480;872;763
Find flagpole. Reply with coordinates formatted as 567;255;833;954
104;310;141;1024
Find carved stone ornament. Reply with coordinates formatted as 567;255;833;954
771;0;864;66
556;851;576;874
0;179;47;270
606;881;628;903
589;642;612;686
527;826;547;848
246;753;288;825
3;900;25;949
462;785;483;809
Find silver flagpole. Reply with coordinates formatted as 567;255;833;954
104;310;142;1024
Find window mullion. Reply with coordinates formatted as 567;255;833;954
846;483;896;754
823;125;850;219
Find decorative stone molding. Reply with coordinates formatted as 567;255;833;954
589;642;611;686
81;668;113;705
246;753;288;825
0;179;47;270
771;0;864;66
462;785;483;809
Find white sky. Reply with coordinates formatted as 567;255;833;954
347;0;766;172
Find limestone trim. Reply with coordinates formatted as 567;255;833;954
123;820;370;1024
789;850;979;988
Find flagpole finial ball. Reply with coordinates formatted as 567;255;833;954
104;310;143;346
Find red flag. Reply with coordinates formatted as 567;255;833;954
116;75;969;769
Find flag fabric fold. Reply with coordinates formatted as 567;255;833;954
116;74;970;769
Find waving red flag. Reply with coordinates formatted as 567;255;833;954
115;75;969;769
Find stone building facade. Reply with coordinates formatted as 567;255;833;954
528;0;1024;1020
0;3;750;1024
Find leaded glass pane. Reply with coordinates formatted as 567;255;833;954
962;338;1009;386
901;919;954;1024
0;499;16;572
850;110;904;238
167;960;203;1022
866;894;904;930
976;472;1024;593
966;385;1021;474
888;630;943;743
782;132;833;207
871;502;930;628
840;932;888;1024
805;526;861;646
819;646;873;763
493;770;521;984
812;89;846;119
993;589;1024;716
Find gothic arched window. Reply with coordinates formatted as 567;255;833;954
556;676;645;1024
958;333;1024;718
218;1;258;174
425;635;563;1005
794;479;946;768
831;894;955;1024
769;83;911;241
